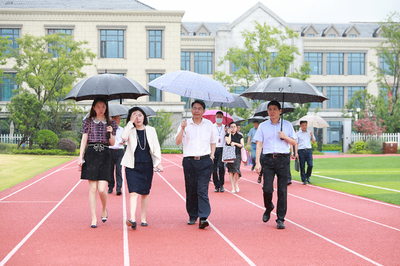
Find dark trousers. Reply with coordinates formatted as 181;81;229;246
108;149;124;192
298;149;313;182
182;157;213;220
212;148;225;188
262;155;290;222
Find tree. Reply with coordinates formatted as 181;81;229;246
149;109;174;147
6;90;46;149
0;36;12;83
8;33;96;134
342;89;377;121
214;21;311;122
353;111;386;137
369;12;400;132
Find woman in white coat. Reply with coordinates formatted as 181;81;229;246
121;107;163;229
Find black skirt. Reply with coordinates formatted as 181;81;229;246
226;153;241;174
81;144;112;182
125;161;154;195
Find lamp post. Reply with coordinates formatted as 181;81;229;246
356;108;361;121
10;121;14;144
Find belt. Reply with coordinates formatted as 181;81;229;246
88;143;109;152
298;148;311;151
109;148;124;151
185;155;210;160
264;153;290;158
216;147;223;149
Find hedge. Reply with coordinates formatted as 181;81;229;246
12;149;79;156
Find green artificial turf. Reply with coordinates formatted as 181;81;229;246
291;156;400;205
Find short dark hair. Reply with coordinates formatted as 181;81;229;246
300;120;308;125
191;99;205;110
267;100;281;110
229;121;236;127
127;107;148;126
216;111;224;116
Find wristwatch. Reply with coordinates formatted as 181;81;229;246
210;155;215;159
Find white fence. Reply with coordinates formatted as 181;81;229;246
351;133;400;145
0;134;27;144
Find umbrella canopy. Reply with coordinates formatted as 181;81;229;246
203;110;233;125
254;101;295;117
232;115;246;123
132;105;157;117
109;104;130;117
248;115;267;123
65;74;149;102
240;77;328;103
209;93;252;108
148;70;235;103
296;115;330;128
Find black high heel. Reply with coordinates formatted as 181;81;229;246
126;219;137;230
102;209;108;223
91;221;97;228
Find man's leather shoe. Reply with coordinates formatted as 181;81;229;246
187;219;196;225
116;191;122;195
307;178;311;184
199;219;209;229
277;220;285;229
263;205;274;223
214;187;219;192
287;181;292;185
108;188;113;194
220;186;225;192
303;181;307;185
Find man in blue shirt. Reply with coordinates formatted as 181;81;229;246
296;121;316;185
254;101;297;229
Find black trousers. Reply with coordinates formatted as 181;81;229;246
182;157;213;220
212;147;225;188
262;155;290;222
108;149;124;192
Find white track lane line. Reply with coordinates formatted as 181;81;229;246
312;174;400;193
163;156;383;265
0;159;77;201
122;170;130;266
0;180;82;266
161;156;256;266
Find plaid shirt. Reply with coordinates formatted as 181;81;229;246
82;118;118;144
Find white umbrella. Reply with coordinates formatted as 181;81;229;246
296;115;330;128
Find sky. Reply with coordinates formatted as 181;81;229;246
143;0;399;23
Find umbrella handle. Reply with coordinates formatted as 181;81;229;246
280;93;284;140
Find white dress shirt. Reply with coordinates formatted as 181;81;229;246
214;123;226;148
297;130;313;149
176;118;218;157
109;126;124;150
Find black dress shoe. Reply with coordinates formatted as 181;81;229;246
214;187;219;192
126;220;137;230
116;191;122;196
307;178;311;184
220;186;225;192
141;222;148;227
303;181;307;185
277;220;285;229
263;205;274;223
287;181;292;185
199;219;209;229
187;220;196;225
108;189;113;194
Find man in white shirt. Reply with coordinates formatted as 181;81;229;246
296;121;316;185
254;101;297;229
213;111;226;192
176;100;217;229
108;115;125;195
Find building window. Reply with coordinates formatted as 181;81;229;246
199;33;207;36
307;34;315;37
100;30;124;58
305;53;322;75
232;86;247;94
380;54;394;75
149;73;162;102
329;34;336;37
350;34;357;38
149;30;162;58
0;73;18;101
181;33;185;36
348;86;365;103
326;86;344;108
47;29;72;57
326;53;344;75
0;28;19;53
348;53;365;75
194;52;213;74
181;52;190;71
310;87;323;108
327;121;342;144
181;96;191;109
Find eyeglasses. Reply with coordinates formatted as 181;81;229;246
191;107;203;111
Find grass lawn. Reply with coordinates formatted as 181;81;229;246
0;154;73;192
291;156;400;205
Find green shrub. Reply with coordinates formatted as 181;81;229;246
35;130;59;150
58;138;78;152
161;149;183;154
312;142;318;151
59;131;80;146
366;139;383;153
12;148;78;156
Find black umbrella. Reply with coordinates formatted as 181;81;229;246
132;105;157;117
241;77;328;131
232;115;246;123
254;101;295;117
248;115;267;123
65;74;150;103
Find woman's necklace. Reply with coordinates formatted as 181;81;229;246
136;129;147;150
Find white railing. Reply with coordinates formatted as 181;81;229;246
161;135;182;150
0;134;28;144
351;133;400;145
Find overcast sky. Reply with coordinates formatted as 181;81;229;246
143;0;398;23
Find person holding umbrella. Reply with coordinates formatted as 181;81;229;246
78;97;118;228
121;107;163;229
254;101;297;229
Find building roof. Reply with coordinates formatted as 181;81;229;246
0;0;155;10
292;22;380;38
182;22;229;36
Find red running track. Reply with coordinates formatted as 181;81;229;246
0;154;399;265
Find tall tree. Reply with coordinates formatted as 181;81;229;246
0;36;12;83
214;21;311;121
